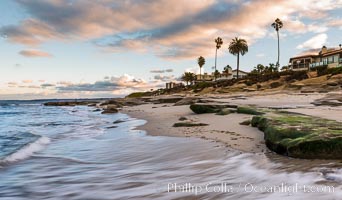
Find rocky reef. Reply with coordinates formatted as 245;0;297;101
251;112;342;159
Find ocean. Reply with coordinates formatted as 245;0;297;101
0;101;341;199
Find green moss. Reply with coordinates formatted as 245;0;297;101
190;104;219;114
237;107;264;115
216;108;232;115
251;113;342;159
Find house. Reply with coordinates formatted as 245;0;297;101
196;72;213;81
195;68;249;82
289;46;342;71
217;69;248;80
216;67;232;81
232;69;249;79
165;82;183;89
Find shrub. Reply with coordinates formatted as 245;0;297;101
192;82;214;90
328;66;342;75
313;66;328;76
126;92;151;98
282;70;308;81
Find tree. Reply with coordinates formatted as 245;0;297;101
255;64;265;74
223;65;232;74
228;37;248;79
214;70;220;80
197;56;205;80
281;66;288;71
272;18;283;68
214;37;223;81
181;72;196;86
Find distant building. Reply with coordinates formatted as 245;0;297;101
165;82;183;89
196;72;213;81
216;67;232;81
289;46;342;71
216;69;248;80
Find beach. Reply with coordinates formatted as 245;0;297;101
122;92;342;155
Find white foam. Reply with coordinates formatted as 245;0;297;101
3;136;50;163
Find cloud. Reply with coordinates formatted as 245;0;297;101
18;85;40;89
327;19;342;29
150;68;174;73
7;82;18;87
56;74;153;92
296;33;328;49
1;0;342;60
22;80;33;83
153;74;176;82
284;18;328;34
41;83;55;88
19;49;52;57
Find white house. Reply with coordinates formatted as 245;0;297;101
289;45;342;71
216;69;249;80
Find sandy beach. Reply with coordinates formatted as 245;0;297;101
122;92;342;154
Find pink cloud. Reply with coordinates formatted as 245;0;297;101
1;0;341;60
19;49;52;57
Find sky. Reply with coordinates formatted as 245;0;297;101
0;0;341;100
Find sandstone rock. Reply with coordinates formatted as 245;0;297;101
174;97;199;106
113;119;126;124
190;103;238;114
215;108;233;115
178;117;188;121
326;81;338;86
270;81;282;88
155;97;183;104
173;122;208;127
251;114;342;159
312;94;342;106
101;108;118;114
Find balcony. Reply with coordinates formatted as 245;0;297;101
292;63;310;70
310;62;328;68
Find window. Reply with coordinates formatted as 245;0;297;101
323;58;328;65
333;55;339;63
328;56;333;64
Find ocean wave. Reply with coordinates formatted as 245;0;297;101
1;136;50;164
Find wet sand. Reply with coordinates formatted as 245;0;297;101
121;92;342;155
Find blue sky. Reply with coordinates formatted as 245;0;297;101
0;0;341;99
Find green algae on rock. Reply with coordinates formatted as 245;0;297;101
251;113;342;159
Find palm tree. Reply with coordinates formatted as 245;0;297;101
223;65;232;74
256;64;265;74
228;37;248;79
197;56;205;80
272;18;283;68
189;72;196;85
214;37;223;81
181;72;196;86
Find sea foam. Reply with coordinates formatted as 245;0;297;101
2;136;50;163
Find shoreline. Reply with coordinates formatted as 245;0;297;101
122;104;268;154
121;92;342;156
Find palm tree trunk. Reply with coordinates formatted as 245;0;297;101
237;53;240;79
200;67;202;81
277;30;280;68
214;48;217;81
